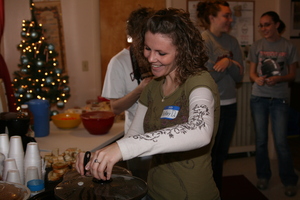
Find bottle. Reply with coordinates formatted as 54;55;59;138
20;104;29;117
27;179;45;197
20;104;35;137
21;104;34;125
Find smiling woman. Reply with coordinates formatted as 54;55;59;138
143;32;177;83
249;11;299;197
76;8;221;200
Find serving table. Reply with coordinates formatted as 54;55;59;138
35;121;124;154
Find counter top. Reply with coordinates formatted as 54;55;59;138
35;121;124;154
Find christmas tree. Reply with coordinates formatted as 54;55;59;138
12;0;70;109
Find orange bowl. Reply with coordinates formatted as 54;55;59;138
80;111;115;135
51;113;81;129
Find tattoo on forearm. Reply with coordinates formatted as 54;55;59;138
132;104;209;142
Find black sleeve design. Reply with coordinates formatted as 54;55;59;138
131;104;210;142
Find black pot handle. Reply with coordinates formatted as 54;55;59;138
83;151;91;176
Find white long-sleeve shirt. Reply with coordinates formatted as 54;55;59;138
117;87;215;160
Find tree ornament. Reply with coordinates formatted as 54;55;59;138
20;68;28;74
36;60;44;67
45;77;53;85
17;87;25;93
25;93;33;99
57;100;64;108
50;110;59;119
21;57;29;65
54;68;62;74
48;44;55;51
63;86;70;93
21;31;27;38
31;31;39;38
14;93;20;98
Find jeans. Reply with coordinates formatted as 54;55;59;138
211;103;237;193
250;95;298;186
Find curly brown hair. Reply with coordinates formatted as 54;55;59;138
135;8;208;85
126;7;155;39
127;7;155;79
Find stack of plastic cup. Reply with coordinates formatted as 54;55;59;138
2;158;18;181
6;169;21;184
24;142;42;181
0;152;5;180
25;166;39;184
0;133;9;159
8;136;24;184
27;179;45;197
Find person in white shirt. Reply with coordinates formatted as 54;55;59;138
101;7;154;179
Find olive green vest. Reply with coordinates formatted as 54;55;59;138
139;71;220;200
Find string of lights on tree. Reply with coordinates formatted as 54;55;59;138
12;0;70;109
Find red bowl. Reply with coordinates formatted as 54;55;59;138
97;96;110;102
80;111;115;135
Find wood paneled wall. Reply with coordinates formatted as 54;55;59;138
99;0;166;90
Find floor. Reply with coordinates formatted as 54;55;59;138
117;136;300;200
223;136;300;200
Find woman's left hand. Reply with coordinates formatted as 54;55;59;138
231;60;244;75
86;143;123;180
265;76;279;86
213;57;230;72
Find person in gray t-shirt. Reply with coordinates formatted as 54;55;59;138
249;11;298;197
196;0;244;194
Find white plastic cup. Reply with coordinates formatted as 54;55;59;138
24;159;42;180
8;136;24;157
25;166;39;184
3;158;17;181
24;142;41;162
0;152;5;179
6;169;21;184
8;136;25;184
0;133;9;158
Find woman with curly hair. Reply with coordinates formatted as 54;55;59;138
77;8;220;200
197;0;244;193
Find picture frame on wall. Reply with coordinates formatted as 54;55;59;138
291;1;300;38
33;1;67;72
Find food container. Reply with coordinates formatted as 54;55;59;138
0;181;31;200
80;111;115;135
51;113;81;129
0;112;30;137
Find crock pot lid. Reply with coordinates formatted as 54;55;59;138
54;174;147;200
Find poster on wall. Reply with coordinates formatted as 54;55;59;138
291;1;300;38
33;0;67;72
187;1;254;46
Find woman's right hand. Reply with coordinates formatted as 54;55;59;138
255;76;266;86
75;152;93;176
75;143;123;180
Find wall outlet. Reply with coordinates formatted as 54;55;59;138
82;61;89;71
